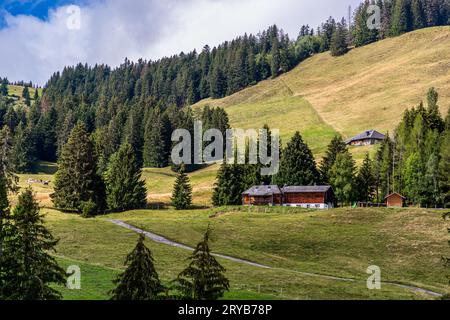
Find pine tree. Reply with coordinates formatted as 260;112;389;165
143;107;171;168
1;188;66;300
174;226;229;300
329;152;356;206
105;143;147;212
0;79;8;96
391;0;412;36
212;162;247;206
319;135;348;183
356;153;376;202
51;123;105;216
411;0;426;30
11;124;37;173
426;87;445;132
21;87;31;107
330;19;349;57
439;131;450;207
171;165;193;210
403;152;424;205
110;234;165;300
273;131;319;186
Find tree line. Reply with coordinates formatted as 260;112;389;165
212;88;450;208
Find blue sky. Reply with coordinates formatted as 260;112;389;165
0;0;87;26
0;0;361;84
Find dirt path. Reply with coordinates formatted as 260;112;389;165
107;219;443;298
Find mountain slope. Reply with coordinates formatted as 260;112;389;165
194;27;450;155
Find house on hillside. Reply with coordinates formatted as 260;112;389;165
242;185;335;209
385;193;406;208
282;186;335;209
345;130;385;146
242;185;283;206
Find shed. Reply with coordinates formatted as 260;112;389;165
385;193;406;208
281;185;335;209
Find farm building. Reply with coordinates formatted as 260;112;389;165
242;185;335;209
385;193;406;208
282;186;335;209
345;130;386;146
242;185;283;206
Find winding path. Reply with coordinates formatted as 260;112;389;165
107;219;443;298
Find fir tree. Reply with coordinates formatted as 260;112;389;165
391;0;412;36
174;226;229;300
110;234;165;300
1;188;66;300
411;0;426;30
426;87;445;132
171;165;193;210
403;152;424;205
212;162;247;206
0;79;8;96
21;86;31;107
319;135;348;183
105;143;147;212
11;124;37;173
143;107;171;168
273;131;319;186
439;131;450;207
330;19;349;57
330;152;356;206
356;153;376;202
51;123;105;215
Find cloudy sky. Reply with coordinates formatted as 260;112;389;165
0;0;361;85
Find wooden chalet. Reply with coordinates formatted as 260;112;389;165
282;186;335;209
242;185;283;206
385;193;406;208
345;130;385;146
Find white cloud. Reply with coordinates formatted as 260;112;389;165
0;0;362;85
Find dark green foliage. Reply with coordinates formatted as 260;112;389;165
330;18;349;56
110;234;165;300
439;132;450;207
105;143;147;212
0;78;8;96
319;135;348;183
143;107;171;168
330;152;356;206
356;153;376;202
51;123;105;215
0;188;66;300
391;0;412;35
22;87;30;106
212;162;248;206
171;165;192;210
11;124;37;173
353;1;380;47
174;226;229;300
273;131;319;186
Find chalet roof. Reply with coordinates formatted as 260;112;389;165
384;192;406;199
281;185;332;193
345;130;385;144
242;185;282;196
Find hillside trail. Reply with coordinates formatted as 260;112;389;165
107;219;443;298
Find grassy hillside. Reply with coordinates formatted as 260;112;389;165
194;27;450;159
6;84;40;107
43;206;449;300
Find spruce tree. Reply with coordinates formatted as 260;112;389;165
11;124;37;173
21;87;31;107
411;0;426;30
171;165;193;210
319;135;348;183
329;152;356;206
212;162;247;206
356;153;376;202
330;19;349;57
273;131;319;186
1;188;66;300
391;0;412;36
51;123;106;216
110;234;165;300
439;131;450;207
0;79;8;96
143;107;171;168
174;226;229;300
105;143;147;212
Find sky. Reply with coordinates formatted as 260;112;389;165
0;0;362;85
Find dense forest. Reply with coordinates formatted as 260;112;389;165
0;0;449;178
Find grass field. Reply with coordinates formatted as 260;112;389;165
41;206;449;300
6;85;41;107
193;27;450;161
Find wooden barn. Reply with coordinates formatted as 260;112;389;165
282;186;335;209
345;130;385;146
385;193;406;208
242;185;283;206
